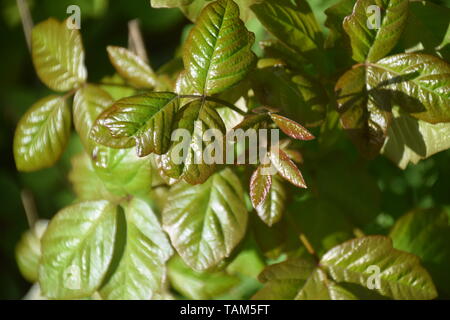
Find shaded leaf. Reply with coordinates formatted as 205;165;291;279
163;168;248;270
14;95;71;172
251;0;326;70
252;67;326;126
382;108;450;169
32;18;87;91
39;200;118;299
15;220;48;283
168;255;240;299
390;208;450;297
183;0;256;95
343;0;409;62
254;174;286;227
107;46;157;89
367;53;450;124
99;198;173;299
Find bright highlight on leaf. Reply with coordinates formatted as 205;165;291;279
32;18;87;91
183;0;256;95
14;95;71;172
107;46;157;89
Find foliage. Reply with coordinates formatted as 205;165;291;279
10;0;450;300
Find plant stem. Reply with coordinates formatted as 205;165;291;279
16;0;34;52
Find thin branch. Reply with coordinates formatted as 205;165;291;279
128;19;149;65
20;189;38;230
16;0;34;52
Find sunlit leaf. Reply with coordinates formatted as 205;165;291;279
39;200;118;299
321;236;438;300
99;198;173;299
270;113;315;141
14;95;71;172
107;46;157;89
31;18;87;91
94;92;179;157
343;0;409;62
163;168;248;270
182;0;256;95
269;148;306;188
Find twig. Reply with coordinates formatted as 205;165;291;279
128;19;149;65
16;0;34;52
20;189;38;230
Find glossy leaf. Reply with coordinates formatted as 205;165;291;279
321;236;438;300
39;200;118;299
382;108;450;169
253;173;286;227
343;0;409;62
99;198;173;299
163;168;248;270
250;165;272;210
183;0;256;95
270;113;315;141
269;148;306;188
107;46;157;89
336;66;391;158
158;99;226;185
390;208;450;296
324;0;356;47
15;220;48;283
94;92;179;157
31;18;87;91
14;95;71;172
367;53;450;124
251;0;326;68
151;0;193;7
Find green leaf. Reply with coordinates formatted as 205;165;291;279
99;198;173;299
73;84;115;153
253;257;356;300
253;173;286;227
252;67;326;126
16;220;48;283
163;168;248;270
95;92;179;157
321;236;438;300
68;152;116;201
14;95;71;172
367;53;450;124
390;208;450;297
270;113;315;141
396;1;450;59
107;46;157;89
269;148;306;188
151;0;194;8
158;99;226;185
336;66;391;158
260;40;308;72
32;18;87;91
343;0;409;62
168;255;240;299
382;108;450;169
182;0;256;95
251;0;326;69
39;200;118;299
324;0;356;47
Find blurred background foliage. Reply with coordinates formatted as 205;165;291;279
0;0;449;299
